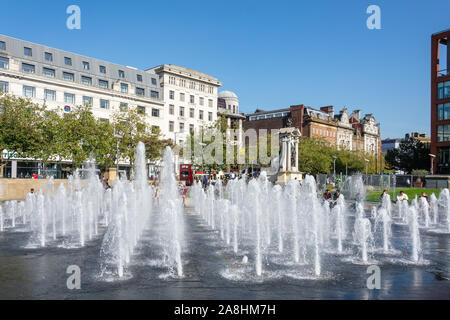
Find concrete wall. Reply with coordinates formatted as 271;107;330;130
0;179;70;201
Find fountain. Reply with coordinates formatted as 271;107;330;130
374;207;391;253
407;206;422;263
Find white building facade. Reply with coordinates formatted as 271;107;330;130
0;35;225;177
147;64;222;144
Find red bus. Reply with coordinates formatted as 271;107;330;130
179;164;194;186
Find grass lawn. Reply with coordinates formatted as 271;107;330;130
366;188;441;203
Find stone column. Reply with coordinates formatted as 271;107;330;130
287;139;292;172
279;137;286;172
295;140;299;171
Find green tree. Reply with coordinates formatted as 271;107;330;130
0;94;46;171
385;138;429;174
298;137;333;175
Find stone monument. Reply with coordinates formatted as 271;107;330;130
276;127;303;185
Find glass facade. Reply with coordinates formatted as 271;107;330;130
438;81;450;100
437;124;450;142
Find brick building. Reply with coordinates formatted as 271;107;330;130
244;104;382;169
431;29;450;174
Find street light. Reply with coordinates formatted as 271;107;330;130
332;156;337;178
364;158;370;184
429;154;436;175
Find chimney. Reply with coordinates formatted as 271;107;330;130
320;106;334;117
351;110;361;121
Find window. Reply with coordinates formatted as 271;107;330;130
199;84;205;92
99;79;109;88
81;76;92;86
200;97;204;106
437;124;450;142
180;79;186;87
40;68;55;78
99;65;106;73
82;61;90;70
63;72;74;81
151;78;157;85
190;108;194;118
180;93;185;101
137;74;142;82
208;112;212;121
189;124;194;133
199;110;204;120
151;90;159;99
0;56;9;69
22;63;35;73
137;106;146;115
233;105;236;113
64;93;75;104
64;57;72;66
0;81;8;92
136;87;145;96
438;81;450;100
100;99;109;109
169;90;175;100
44;89;56;101
152;108;159;117
208;99;213;107
208;86;214;94
169;121;174;132
120;83;128;93
189;81;195;89
83;96;93;106
169;104;174;115
120;102;128;112
438;103;450;121
44;52;53;62
179;106;185;117
23;86;35;97
118;70;125;78
0;41;5;50
179;122;184;132
190;95;195;104
169;76;176;85
24;47;32;56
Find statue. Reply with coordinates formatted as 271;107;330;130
276;127;302;185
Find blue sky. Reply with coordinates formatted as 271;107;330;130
0;0;449;139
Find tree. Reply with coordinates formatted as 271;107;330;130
385;138;429;174
298;137;333;175
0;94;46;172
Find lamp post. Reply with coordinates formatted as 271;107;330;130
429;153;436;175
364;158;370;184
332;156;337;179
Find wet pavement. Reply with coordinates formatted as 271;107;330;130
0;210;449;300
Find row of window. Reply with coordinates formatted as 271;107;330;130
168;90;214;107
9;83;159;116
248;111;290;121
438;81;450;100
0;40;154;84
168;121;199;134
311;127;336;138
0;57;160;99
168;75;215;94
168;104;213;121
